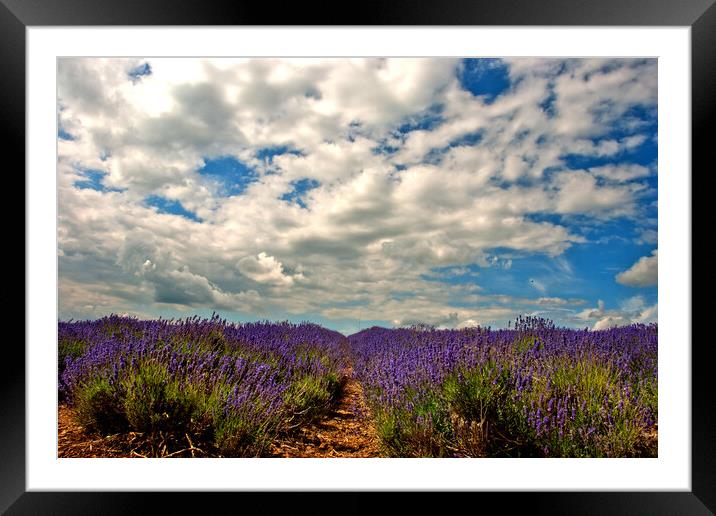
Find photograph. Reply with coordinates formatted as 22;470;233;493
56;56;658;459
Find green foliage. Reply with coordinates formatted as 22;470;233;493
284;372;341;424
205;380;284;456
549;356;616;402
212;408;276;457
634;374;658;423
74;377;127;434
444;361;505;422
443;361;530;456
523;355;652;457
374;410;402;455
513;335;539;354
121;360;206;435
58;339;88;373
373;388;453;457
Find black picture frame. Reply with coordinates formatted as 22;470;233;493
6;0;712;513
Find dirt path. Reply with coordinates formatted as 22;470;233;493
269;368;382;458
58;405;127;457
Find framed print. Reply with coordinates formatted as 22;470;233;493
7;0;713;513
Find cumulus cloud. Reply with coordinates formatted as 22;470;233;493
238;252;303;287
552;170;639;216
589;164;651;183
57;57;657;329
616;250;658;287
577;296;657;330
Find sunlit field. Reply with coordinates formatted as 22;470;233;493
59;315;656;458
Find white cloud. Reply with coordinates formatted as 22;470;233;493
577;296;657;330
57;58;657;329
636;228;658;245
552;170;638;216
457;319;480;329
536;297;568;306
238;252;303;287
589;164;651;182
502;155;529;182
616;250;658;287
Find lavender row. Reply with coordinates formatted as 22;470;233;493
59;314;348;456
350;316;657;457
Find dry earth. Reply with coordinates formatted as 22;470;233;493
268;369;382;458
58;405;127;458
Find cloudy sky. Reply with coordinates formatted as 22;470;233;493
57;58;657;334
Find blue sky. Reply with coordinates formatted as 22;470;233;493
281;178;320;209
458;58;512;103
198;156;258;196
128;62;152;82
145;195;202;222
57;58;658;334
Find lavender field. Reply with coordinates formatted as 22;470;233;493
56;57;660;460
58;315;657;458
351;316;657;457
59;315;348;457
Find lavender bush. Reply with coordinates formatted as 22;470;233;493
59;314;347;456
350;316;657;457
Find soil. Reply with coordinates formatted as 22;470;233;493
268;369;382;458
58;404;127;458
